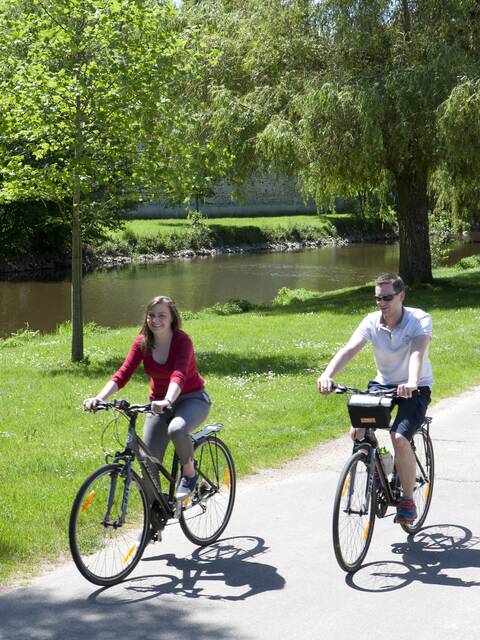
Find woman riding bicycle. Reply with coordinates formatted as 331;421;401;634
83;295;211;501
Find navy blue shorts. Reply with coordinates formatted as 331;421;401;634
367;381;431;441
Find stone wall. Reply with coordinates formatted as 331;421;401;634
125;175;319;219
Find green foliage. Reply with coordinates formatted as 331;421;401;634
0;200;71;256
455;255;480;270
429;208;455;267
181;0;480;283
0;0;211;212
54;321;110;336
0;326;40;348
272;287;320;306
208;299;255;315
436;77;480;220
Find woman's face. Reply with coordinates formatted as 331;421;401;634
146;302;173;336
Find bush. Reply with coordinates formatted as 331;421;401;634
208;299;255;315
0;200;70;257
0;325;40;348
429;209;455;267
272;287;320;306
456;255;480;270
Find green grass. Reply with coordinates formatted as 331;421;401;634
96;213;392;257
114;214;337;237
1;266;479;586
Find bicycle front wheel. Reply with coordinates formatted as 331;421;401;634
401;427;434;534
332;451;376;572
69;463;150;586
179;436;236;545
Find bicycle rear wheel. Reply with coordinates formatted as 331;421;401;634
69;463;150;586
401;427;434;534
332;451;376;572
179;436;236;545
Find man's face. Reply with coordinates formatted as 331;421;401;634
374;283;404;316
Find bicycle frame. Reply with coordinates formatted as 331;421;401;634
112;411;180;523
110;411;227;525
346;418;432;519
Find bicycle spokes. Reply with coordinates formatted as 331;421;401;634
333;453;376;572
69;464;149;586
179;436;236;546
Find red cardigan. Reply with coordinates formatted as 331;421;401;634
111;331;205;400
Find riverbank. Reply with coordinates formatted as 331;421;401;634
0;213;395;274
1;265;479;586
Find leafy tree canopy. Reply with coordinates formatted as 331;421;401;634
0;0;222;359
181;0;480;282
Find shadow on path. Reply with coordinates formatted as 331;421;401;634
346;524;480;592
0;588;236;640
0;536;283;640
89;535;285;605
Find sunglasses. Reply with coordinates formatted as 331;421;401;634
374;293;398;302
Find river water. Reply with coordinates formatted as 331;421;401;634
1;235;479;338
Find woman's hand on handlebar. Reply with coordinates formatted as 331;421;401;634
151;399;172;414
83;397;103;412
317;374;336;395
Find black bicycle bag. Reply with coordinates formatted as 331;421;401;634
347;394;393;429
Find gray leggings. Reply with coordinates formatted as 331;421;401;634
143;389;211;467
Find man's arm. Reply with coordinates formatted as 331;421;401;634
397;334;431;398
317;333;367;394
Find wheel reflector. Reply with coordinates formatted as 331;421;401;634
81;490;96;512
123;544;137;564
363;522;370;541
342;477;350;497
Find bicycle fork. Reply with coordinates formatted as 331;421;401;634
344;449;376;516
102;463;133;529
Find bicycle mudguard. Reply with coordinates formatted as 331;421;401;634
192;423;224;443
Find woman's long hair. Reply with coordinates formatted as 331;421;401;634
140;296;182;353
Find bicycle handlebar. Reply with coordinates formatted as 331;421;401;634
332;383;397;398
86;400;153;414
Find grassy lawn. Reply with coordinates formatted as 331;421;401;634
113;214;342;237
97;213;390;257
1;265;479;585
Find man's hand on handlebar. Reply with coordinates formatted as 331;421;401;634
396;383;418;399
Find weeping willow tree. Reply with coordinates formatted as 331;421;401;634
182;0;480;283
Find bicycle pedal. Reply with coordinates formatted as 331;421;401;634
149;529;162;543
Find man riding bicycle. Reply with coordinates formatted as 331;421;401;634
317;273;433;524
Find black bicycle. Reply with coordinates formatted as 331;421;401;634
69;400;236;586
331;384;434;572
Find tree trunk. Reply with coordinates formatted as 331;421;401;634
71;91;84;362
394;172;433;284
71;190;83;362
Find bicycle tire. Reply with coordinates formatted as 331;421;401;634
179;436;236;546
332;451;376;572
69;463;150;586
401;427;434;534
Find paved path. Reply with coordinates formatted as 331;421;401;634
1;388;480;640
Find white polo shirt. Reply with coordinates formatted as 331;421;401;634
351;306;433;387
